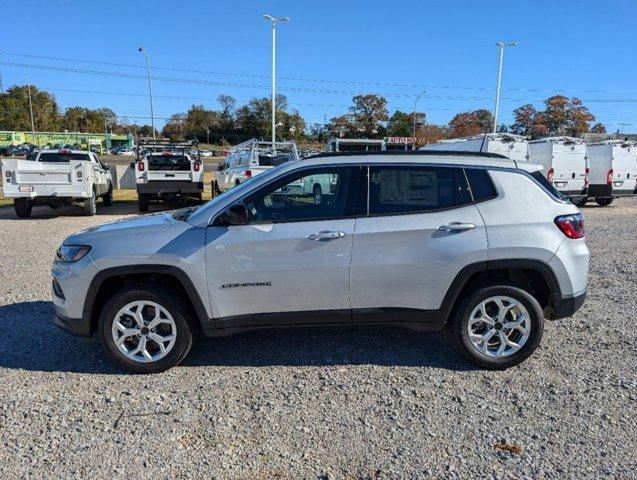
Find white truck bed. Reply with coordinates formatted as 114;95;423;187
2;158;93;199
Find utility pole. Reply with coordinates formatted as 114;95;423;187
412;90;426;139
26;73;36;143
493;41;518;133
263;14;290;152
138;47;156;139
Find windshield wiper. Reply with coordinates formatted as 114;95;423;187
172;206;198;221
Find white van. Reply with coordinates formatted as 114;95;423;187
527;137;588;206
420;133;529;162
585;140;637;206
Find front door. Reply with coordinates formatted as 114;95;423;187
205;166;361;328
350;165;488;321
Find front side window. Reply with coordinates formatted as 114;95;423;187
368;166;470;215
245;167;357;223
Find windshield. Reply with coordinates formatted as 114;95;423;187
148;154;190;170
38;152;90;162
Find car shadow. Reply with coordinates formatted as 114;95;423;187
0;301;475;374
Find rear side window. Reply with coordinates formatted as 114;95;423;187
530;171;566;201
465;168;498;202
368;166;470;215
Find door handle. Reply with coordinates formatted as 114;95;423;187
307;231;345;241
438;222;476;232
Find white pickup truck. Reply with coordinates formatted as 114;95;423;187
2;149;113;218
213;139;299;196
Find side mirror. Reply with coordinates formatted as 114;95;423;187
213;203;249;227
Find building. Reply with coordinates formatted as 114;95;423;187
0;130;134;151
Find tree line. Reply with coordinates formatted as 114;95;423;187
0;84;606;146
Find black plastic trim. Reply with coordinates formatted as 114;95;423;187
82;265;211;333
137;181;203;194
307;150;508;159
550;289;586;320
588;184;612;198
215;309;351;329
55;313;91;338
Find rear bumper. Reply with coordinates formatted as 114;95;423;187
137;181;203;194
562;190;587;202
588;184;612;198
550;289;586;320
3;185;89;199
54;312;91;338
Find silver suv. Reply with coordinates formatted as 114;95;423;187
52;152;589;373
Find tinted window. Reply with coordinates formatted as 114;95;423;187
530;171;567;201
148;154;190;171
39;152;90;162
245;167;357;223
368;166;469;215
465;168;497;202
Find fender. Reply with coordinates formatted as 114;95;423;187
438;258;561;321
82;264;211;332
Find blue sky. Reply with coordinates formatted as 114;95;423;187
2;0;635;133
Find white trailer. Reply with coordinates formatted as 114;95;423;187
585;140;637;206
419;133;529;162
527;136;588;206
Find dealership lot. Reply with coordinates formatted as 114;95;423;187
0;199;635;478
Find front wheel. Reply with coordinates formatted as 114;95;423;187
84;189;97;216
449;285;544;370
573;197;588;208
98;284;196;374
14;198;32;218
102;183;113;206
596;197;613;207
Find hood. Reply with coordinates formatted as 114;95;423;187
64;211;177;245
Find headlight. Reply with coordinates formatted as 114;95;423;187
56;245;91;262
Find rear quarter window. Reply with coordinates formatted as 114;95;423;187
464;168;498;202
529;170;567;201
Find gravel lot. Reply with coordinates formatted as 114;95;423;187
0;198;635;479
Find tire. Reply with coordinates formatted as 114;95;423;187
84;189;97;216
573;197;587;208
138;193;149;212
102;183;113;206
313;184;322;205
14;198;32;219
212;181;221;198
98;283;196;374
449;284;544;370
596;197;613;207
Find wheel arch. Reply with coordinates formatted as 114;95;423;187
441;259;561;323
83;265;211;335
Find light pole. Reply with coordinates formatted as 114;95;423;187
138;47;156;139
493;41;517;133
412;90;426;139
263;14;290;152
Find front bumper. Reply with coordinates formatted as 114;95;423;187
54;312;91;337
550;289;586;320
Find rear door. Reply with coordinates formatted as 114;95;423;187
612;144;637;193
350;165;488;321
553;143;587;193
205;166;361;326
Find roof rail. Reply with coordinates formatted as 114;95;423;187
308;150;509;159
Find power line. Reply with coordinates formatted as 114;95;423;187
3;51;637;95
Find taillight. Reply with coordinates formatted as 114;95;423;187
193;162;201;172
606;169;613;186
547;168;554;183
584;167;590;186
138;162;145;172
245;169;252;179
77;171;82;180
555;213;585;239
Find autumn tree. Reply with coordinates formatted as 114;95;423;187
590;122;607;134
416;124;446;147
327;114;355;138
348;94;388;137
0;85;60;131
387;110;425;137
511;104;537;136
161;113;186;140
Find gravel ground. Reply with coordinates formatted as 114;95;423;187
0;198;635;479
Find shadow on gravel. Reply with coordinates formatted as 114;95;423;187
0;301;474;374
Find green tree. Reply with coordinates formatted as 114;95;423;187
349;94;388;137
0;85;60;131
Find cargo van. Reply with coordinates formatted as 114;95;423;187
585;140;637;206
527;137;588;206
419;133;529;162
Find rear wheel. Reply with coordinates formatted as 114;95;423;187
14;198;32;219
102;183;113;206
449;285;544;370
138;193;149;212
596;197;613;207
84;189;97;216
573;197;588;208
212;181;221;198
98;284;196;374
